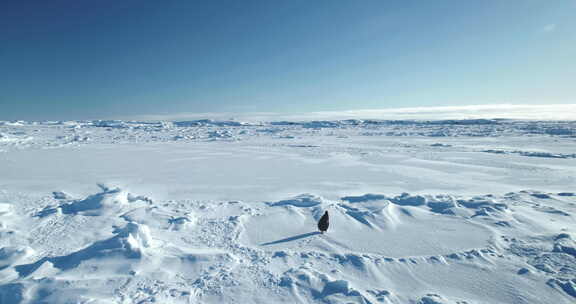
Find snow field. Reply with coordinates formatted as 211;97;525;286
0;119;575;303
1;185;575;303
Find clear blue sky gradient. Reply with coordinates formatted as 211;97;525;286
1;0;575;120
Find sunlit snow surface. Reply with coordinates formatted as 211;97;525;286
0;119;575;303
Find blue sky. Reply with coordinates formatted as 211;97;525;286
1;0;574;120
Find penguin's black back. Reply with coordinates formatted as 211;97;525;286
318;211;329;232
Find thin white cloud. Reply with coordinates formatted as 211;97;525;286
542;24;557;32
123;104;576;122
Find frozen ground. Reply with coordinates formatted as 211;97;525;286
0;119;575;303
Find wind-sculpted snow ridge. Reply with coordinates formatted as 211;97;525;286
1;186;575;303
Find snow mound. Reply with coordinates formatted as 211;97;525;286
0;204;12;216
554;234;576;258
390;193;427;206
243;193;491;257
280;267;375;303
117;222;154;254
341;193;387;203
168;214;195;230
0;132;31;143
424;195;458;215
38;185;149;217
51;191;71;200
417;293;460;304
15;222;155;279
266;194;325;207
342;193;477;216
548;279;576;298
503;231;576;299
207;130;233;139
0;133;15;142
0;246;34;270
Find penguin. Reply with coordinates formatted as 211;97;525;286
318;211;329;233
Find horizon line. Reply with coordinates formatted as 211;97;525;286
1;104;575;123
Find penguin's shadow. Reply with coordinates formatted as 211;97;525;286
260;231;321;246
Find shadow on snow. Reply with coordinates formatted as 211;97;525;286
260;231;321;246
